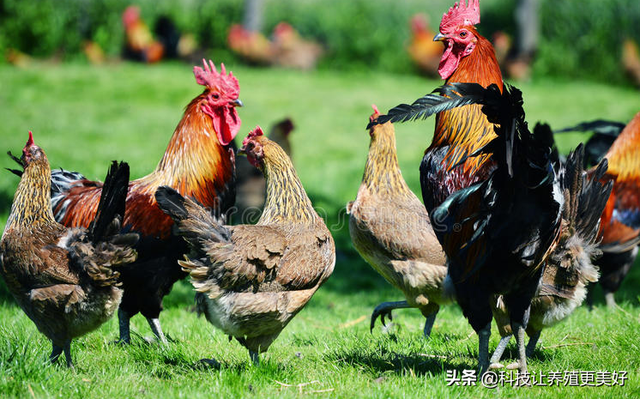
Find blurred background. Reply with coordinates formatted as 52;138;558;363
1;0;639;86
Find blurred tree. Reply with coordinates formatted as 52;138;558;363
243;0;264;32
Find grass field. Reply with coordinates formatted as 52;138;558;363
0;62;639;398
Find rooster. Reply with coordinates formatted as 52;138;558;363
1;132;138;367
407;14;443;78
373;82;612;373
122;5;164;63
591;112;640;307
348;106;448;337
155;127;335;364
422;0;503;213
44;60;242;344
555;116;640;307
489;149;610;368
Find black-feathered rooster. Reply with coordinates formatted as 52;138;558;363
372;83;612;373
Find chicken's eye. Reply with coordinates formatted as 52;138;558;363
212;93;220;100
459;31;468;38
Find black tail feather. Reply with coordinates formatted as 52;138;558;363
368;83;494;128
155;186;189;221
90;161;130;243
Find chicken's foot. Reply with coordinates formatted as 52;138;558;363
370;301;410;332
506;322;528;376
147;317;168;344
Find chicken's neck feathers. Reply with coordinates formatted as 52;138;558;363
135;94;231;195
431;33;502;174
258;147;316;225
362;127;413;198
5;159;57;232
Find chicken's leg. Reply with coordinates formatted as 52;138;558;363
477;323;491;374
604;291;617;308
50;343;63;364
63;341;74;369
370;301;410;332
489;334;511;368
249;350;260;366
525;330;541;358
118;308;131;344
423;312;438;338
506;322;528;374
147;317;168;344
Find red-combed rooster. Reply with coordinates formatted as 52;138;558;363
420;0;503;213
45;60;242;344
593;112;640;306
374;82;612;374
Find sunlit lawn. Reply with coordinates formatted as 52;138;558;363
0;62;639;398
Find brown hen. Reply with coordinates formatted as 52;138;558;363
155;126;334;364
348;106;448;337
1;132;138;367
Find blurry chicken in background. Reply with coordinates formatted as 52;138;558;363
492;31;511;69
622;38;640;88
233;118;295;223
271;22;324;70
407;14;443;78
227;24;274;65
122;5;164;63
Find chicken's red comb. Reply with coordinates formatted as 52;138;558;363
26;131;34;147
439;0;480;34
370;104;380;122
193;59;240;98
242;126;264;147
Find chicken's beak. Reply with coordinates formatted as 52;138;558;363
433;33;447;42
237;146;247;156
232;99;244;107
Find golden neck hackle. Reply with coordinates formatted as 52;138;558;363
136;93;232;195
258;141;316;225
5;158;57;231
362;123;413;198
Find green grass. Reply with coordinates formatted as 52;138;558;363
1;62;639;398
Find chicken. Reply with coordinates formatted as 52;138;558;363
374;81;611;373
489;148;611;368
46;60;242;344
271;23;324;71
227;24;274;65
155;126;335;364
591;112;640;306
0;132;138;367
347;105;448;337
555;116;640;307
232;118;295;224
407;14;443;77
122;5;164;63
622;38;640;88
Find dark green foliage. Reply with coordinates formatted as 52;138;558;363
2;0;637;84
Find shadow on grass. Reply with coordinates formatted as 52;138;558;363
323;345;469;377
